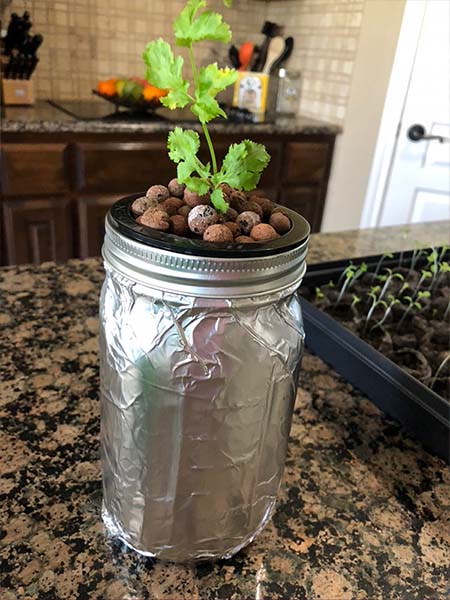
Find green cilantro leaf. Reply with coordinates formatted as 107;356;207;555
191;64;237;123
167;127;199;162
182;176;210;196
198;64;237;97
143;39;190;109
174;2;232;46
210;188;229;213
212;140;270;190
167;127;211;195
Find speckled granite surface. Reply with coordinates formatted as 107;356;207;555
308;220;450;264
1;225;450;599
1;101;340;135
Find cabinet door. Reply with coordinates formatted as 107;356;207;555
283;142;332;185
77;195;121;258
74;142;174;194
280;187;322;233
2;197;73;265
0;143;70;195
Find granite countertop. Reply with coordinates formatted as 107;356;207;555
1;223;450;600
1;100;341;135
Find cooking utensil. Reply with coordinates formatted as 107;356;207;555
251;21;280;72
228;45;240;69
270;36;294;74
262;36;285;74
238;42;254;71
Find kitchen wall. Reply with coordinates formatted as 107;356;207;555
1;0;264;102
266;0;364;125
3;0;364;126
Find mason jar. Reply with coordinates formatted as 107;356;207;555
99;194;309;562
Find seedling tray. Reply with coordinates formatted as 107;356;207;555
301;249;449;462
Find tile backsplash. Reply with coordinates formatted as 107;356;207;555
266;0;365;124
2;0;365;125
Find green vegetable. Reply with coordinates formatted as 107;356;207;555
142;0;270;213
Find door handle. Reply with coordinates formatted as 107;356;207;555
407;123;449;143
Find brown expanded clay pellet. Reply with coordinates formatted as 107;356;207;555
187;205;219;235
235;235;255;243
184;190;210;208
131;196;159;216
146;185;170;203
160;197;184;216
236;211;261;235
169;215;189;236
250;196;274;218
223;221;241;238
203;224;234;243
269;212;291;234
242;200;263;220
167;178;185;198
250;223;279;241
140;209;170;231
178;205;191;218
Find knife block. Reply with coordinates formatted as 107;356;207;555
2;79;35;105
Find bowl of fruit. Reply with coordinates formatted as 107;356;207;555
93;77;167;113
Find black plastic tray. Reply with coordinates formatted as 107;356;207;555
301;249;450;462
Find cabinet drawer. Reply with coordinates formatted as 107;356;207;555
1;144;70;195
75;142;175;193
283;142;331;185
280;187;322;233
2;197;73;265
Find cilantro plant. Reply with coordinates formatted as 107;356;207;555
142;0;270;213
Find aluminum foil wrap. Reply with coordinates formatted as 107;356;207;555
99;270;305;562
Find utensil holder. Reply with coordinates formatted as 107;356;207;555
2;79;34;105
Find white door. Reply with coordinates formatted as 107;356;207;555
377;0;450;227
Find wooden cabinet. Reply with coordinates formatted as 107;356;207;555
0;130;336;265
2;197;73;265
77;194;121;259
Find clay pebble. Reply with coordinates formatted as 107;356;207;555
146;185;170;203
168;178;185;198
140;209;170;231
188;205;219;235
269;212;291;234
131;196;159;216
203;224;234;243
250;223;279;241
236;211;261;235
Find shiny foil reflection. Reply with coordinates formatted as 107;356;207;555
100;269;305;561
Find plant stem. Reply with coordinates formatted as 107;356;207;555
188;45;218;175
201;123;218;174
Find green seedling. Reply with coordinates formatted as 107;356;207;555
377;269;404;301
374;252;393;277
431;261;450;291
427;248;439;287
429;353;450;391
370;294;400;332
409;245;425;275
351;294;361;308
438;244;450;263
412;269;432;299
335;262;367;305
142;0;269;213
397;295;424;329
363;288;387;334
315;287;325;300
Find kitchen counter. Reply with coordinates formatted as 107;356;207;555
1;222;449;600
1;100;341;135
